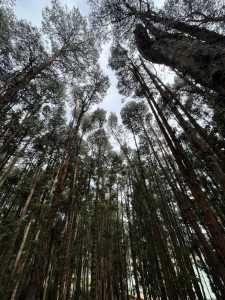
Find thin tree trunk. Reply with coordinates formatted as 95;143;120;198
0;138;30;187
0;110;34;153
131;64;225;270
25;141;71;300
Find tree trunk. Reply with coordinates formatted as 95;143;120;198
145;65;225;192
0;139;30;187
25;143;71;300
0;110;34;153
131;64;225;267
125;3;225;46
134;24;225;99
143;99;225;295
0;47;64;109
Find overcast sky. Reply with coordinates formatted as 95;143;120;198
14;0;166;117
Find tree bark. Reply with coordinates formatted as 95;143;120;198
125;3;225;46
0;47;64;109
134;24;225;99
25;137;72;300
129;64;225;283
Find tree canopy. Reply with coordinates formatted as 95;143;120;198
0;0;225;299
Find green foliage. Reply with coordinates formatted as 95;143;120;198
0;1;224;299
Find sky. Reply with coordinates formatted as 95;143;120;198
13;0;166;118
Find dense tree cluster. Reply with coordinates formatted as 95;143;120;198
0;0;225;299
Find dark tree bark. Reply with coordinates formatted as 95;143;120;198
0;48;64;110
125;3;225;46
134;24;225;100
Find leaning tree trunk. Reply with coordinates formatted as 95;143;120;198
145;122;225;295
57;120;84;300
0;138;30;187
134;24;225;100
25;132;73;300
140;58;225;166
0;110;34;154
0;47;64;110
142;63;225;193
130;64;225;279
0;164;42;283
125;3;225;47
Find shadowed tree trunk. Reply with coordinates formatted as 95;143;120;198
126;62;225;292
0;47;64;110
25;124;74;300
134;24;225;100
125;3;225;46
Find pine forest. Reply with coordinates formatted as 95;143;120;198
1;0;225;299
